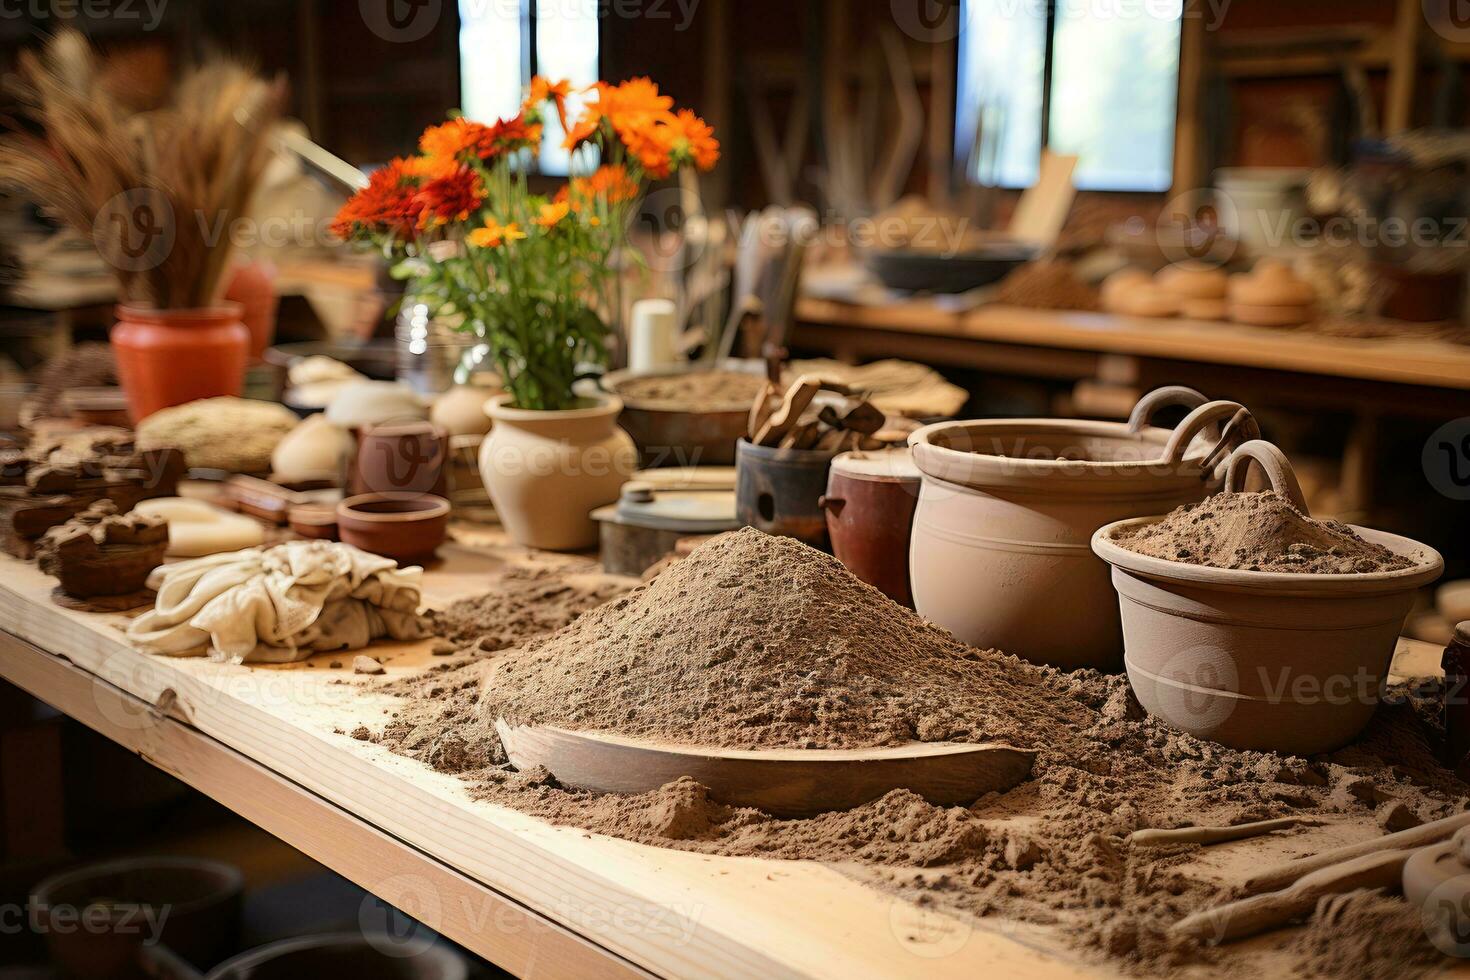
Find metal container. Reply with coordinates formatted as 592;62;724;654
601;360;765;468
908;387;1254;671
821;449;922;606
736;438;837;549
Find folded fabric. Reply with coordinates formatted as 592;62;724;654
127;540;426;664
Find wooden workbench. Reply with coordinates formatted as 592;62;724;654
794;298;1470;405
0;536;1449;978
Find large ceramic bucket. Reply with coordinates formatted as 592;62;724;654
908;387;1256;671
1093;441;1443;755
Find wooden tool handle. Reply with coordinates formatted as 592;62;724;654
1242;809;1470;896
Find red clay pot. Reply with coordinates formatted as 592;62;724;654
224;259;280;360
112;304;249;422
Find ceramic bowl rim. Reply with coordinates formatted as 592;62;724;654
336;493;450;523
484;391;623;422
909;417;1215;475
1092;514;1444;595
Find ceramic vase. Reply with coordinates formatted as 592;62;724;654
478;393;636;551
111;304;249;422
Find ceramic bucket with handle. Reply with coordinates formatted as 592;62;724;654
908;387;1258;671
1093;441;1443;754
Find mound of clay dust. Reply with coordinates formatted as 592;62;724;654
614;370;767;411
1113;490;1416;574
485;527;1085;750
376;529;1463;979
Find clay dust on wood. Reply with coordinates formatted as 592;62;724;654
1112;490;1414;574
377;529;1462;978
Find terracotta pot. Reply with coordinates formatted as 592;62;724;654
478;394;636;551
1092;441;1443;755
223;259;280;360
352;421;449;498
337;493;449;565
908;387;1256;671
32;856;242;979
736;438;837;549
820;448;921;606
602;360;762;467
206;932;467;980
111;305;249;423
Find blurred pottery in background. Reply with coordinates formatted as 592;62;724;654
430;384;497;437
111;304;249;422
478;394;636;551
336;492;449;565
353;420;448;498
224;258;280;361
270;414;354;484
821;448;921;606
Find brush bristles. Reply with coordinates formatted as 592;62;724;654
0;31;284;308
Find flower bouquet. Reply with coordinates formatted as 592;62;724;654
332;75;718;412
332;76;717;550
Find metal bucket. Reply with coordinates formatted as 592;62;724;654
736;438;837;549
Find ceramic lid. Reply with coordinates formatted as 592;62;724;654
830;448;920;482
611;489;739;533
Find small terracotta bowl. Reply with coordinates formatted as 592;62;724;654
288;502;340;541
336;493;449;565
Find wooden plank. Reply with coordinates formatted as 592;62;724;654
0;631;651;980
0;552;1101;979
795;298;1470;391
1385;0;1421;134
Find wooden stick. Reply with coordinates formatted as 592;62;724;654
1171;849;1412;944
1241;810;1470;896
1129;816;1323;848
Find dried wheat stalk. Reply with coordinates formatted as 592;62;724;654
0;31;284;309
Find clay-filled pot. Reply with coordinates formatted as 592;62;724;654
478;393;636;551
111;305;250;423
1092;441;1443;755
908;387;1256;671
821;448;922;606
206;932;467;980
337;493;449;565
601;361;762;468
736;438;838;549
31;856;243;979
353;421;449;498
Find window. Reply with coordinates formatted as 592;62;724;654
458;0;601;176
955;0;1182;192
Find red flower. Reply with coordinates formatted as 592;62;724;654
416;166;485;227
330;157;426;241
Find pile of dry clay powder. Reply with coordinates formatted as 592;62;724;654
377;528;1463;978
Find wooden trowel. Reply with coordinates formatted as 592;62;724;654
495;721;1035;818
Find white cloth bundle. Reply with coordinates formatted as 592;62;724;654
127;540;426;664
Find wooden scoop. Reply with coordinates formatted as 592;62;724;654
495;721;1035;818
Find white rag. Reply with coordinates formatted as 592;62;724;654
126;540;426;664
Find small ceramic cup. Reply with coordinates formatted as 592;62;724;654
336;493;449;566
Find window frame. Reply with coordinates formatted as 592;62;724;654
955;0;1183;194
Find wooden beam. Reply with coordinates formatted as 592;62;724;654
1386;0;1422;133
1173;5;1206;191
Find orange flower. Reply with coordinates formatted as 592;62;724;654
568;164;639;209
330;157;425;241
562;82;609;152
487;113;542;155
419;118;495;173
416;166;485;227
602;77;674;139
535;200;570;228
621;123;674;179
665;109;719;171
525;75;573;133
468;218;526;248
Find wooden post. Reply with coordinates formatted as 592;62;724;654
1385;0;1421;134
1173;3;1207;192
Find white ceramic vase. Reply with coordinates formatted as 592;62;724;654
478;393;636;551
